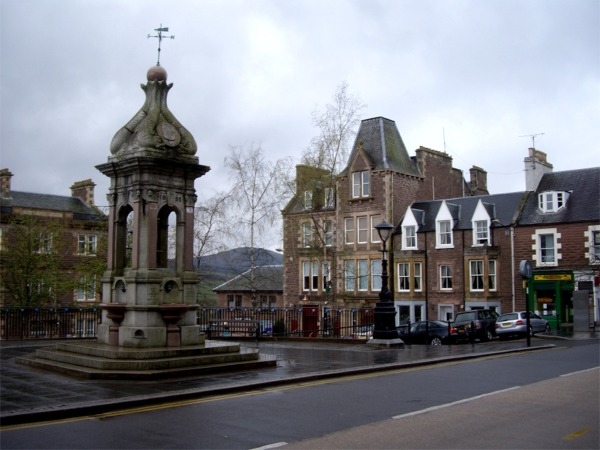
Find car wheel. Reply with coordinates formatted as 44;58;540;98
545;323;551;333
483;329;493;342
528;326;534;337
429;337;443;346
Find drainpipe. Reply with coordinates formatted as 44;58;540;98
510;225;515;311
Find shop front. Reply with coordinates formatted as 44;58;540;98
527;271;574;330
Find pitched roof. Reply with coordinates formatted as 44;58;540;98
518;167;600;225
405;191;527;232
340;117;421;177
0;191;105;221
213;265;284;292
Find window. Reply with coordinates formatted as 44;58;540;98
345;260;355;291
227;294;242;308
470;260;484;291
358;259;369;291
357;216;368;243
324;221;333;247
438;220;453;247
440;265;453;290
398;263;410;291
538;191;567;213
593;230;600;263
371;215;382;243
77;276;96;301
322;261;331;291
414;262;422;292
404;225;416;249
539;233;555;264
78;234;97;255
303;191;313;209
371;259;381;291
352;171;370;198
35;232;53;253
260;295;276;308
302;223;312;247
302;261;319;291
473;220;488;246
344;218;355;244
76;318;96;337
488;260;497;291
325;187;335;208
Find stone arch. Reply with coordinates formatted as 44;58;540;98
115;204;134;273
156;204;182;269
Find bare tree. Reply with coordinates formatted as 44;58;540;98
292;83;365;305
193;190;231;268
301;81;365;175
224;144;293;303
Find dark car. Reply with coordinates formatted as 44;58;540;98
398;320;451;346
450;309;499;342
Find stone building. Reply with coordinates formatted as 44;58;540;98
0;169;107;306
281;116;488;320
513;149;599;330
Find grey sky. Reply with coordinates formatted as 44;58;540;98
1;0;598;211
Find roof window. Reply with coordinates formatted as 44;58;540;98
538;191;568;213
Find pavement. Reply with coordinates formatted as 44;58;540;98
1;329;598;426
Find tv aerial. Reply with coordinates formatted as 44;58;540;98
519;132;544;149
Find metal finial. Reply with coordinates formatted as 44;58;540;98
147;24;175;66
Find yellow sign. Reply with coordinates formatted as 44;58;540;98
533;274;572;281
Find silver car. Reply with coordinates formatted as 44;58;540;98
495;311;550;339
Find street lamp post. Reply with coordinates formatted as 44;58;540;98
371;221;402;345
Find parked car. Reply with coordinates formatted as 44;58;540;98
495;311;550;339
398;320;451;346
450;309;499;342
355;325;374;339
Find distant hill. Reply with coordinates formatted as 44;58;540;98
194;247;283;305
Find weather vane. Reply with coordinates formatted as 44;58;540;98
148;25;174;66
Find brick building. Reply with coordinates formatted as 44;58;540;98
513;150;599;330
282;118;599;331
0;169;107;306
281;117;488;319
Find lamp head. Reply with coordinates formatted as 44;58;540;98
375;220;394;243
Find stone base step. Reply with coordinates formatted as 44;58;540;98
16;340;277;380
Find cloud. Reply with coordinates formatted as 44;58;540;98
1;0;598;216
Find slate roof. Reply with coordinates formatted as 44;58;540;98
213;265;284;292
404;191;528;232
0;191;105;221
340;117;421;177
518;167;600;225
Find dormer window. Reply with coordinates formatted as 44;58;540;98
403;225;417;249
352;171;370;198
325;187;335;208
303;190;313;209
538;191;568;213
473;220;489;246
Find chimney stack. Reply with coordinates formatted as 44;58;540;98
524;148;553;191
0;168;13;198
70;179;96;206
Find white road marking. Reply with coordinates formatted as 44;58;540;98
560;366;599;377
392;386;521;419
250;442;288;450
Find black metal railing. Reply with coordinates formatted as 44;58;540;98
1;306;374;341
1;307;102;340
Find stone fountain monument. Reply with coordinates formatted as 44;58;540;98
18;30;275;378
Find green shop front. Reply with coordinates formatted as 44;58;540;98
527;270;574;330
